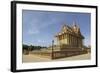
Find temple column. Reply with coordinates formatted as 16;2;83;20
66;34;67;44
69;34;70;46
65;34;67;44
68;34;70;46
71;35;72;47
59;35;61;44
70;34;72;45
68;34;69;45
80;39;82;47
72;36;74;47
67;34;68;45
70;35;71;47
70;34;71;47
79;39;81;47
77;38;78;47
79;39;81;48
79;39;80;47
58;37;60;45
77;38;79;48
73;37;75;46
80;39;82;48
74;37;76;46
71;36;73;46
75;37;76;47
64;34;66;44
63;34;65;44
63;34;64;44
73;37;74;47
61;35;63;44
76;37;77;47
71;35;73;47
73;37;75;47
78;38;79;47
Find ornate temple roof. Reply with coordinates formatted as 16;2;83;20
55;22;84;39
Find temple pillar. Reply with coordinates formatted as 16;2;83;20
61;35;63;44
71;35;72;47
75;37;76;47
77;38;79;48
67;34;68;45
68;34;70;45
72;36;73;46
63;34;64;44
80;39;81;47
73;37;75;46
68;34;69;45
70;34;71;46
73;36;74;47
69;34;70;46
70;34;71;47
73;37;75;47
72;36;74;47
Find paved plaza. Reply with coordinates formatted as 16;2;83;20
22;53;91;63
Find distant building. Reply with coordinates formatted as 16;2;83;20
55;21;84;51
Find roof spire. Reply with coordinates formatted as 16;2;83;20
72;19;80;28
73;18;77;24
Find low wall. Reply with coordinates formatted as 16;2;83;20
29;50;88;59
52;50;87;59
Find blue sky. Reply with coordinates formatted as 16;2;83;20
22;10;91;47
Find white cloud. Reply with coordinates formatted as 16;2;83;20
37;39;47;43
28;29;39;34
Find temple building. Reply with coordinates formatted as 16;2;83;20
54;21;84;51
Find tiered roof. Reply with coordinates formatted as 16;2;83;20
55;22;84;39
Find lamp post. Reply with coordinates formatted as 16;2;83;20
52;40;54;59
